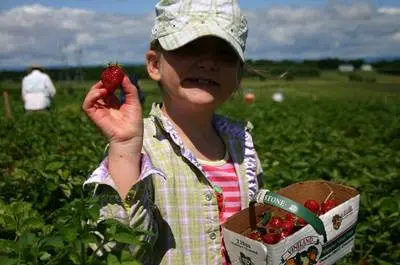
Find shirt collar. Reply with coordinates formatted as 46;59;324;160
148;102;251;140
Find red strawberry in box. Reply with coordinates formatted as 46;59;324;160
304;199;320;214
321;199;337;214
222;180;360;265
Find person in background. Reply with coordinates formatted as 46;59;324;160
119;73;145;104
82;0;263;264
21;65;56;111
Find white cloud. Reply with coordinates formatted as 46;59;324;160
20;4;50;16
0;33;17;53
392;32;400;41
76;33;95;46
268;26;297;45
0;2;399;69
244;2;400;60
378;7;400;15
264;6;323;23
0;4;152;68
330;2;373;19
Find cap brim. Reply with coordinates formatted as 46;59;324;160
158;23;245;62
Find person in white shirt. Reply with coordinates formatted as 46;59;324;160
21;65;56;111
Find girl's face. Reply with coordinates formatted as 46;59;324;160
147;36;242;112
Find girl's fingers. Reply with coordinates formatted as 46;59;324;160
82;81;106;111
102;92;121;108
89;81;103;91
82;87;108;112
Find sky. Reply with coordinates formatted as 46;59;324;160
0;0;399;70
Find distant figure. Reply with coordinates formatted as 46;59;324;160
119;73;145;104
21;65;56;111
272;91;284;103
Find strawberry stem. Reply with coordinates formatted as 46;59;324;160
324;191;334;203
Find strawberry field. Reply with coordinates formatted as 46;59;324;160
0;71;399;265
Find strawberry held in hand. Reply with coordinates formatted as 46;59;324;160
101;63;125;94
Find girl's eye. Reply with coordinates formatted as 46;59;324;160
172;43;198;56
219;48;236;56
218;48;238;61
171;41;239;62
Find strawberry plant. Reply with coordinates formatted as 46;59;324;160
0;198;149;265
1;72;399;264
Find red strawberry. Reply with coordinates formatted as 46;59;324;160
296;217;307;227
321;199;337;214
101;63;125;94
304;199;320;214
247;231;262;241
279;230;292;240
282;220;295;233
268;216;284;229
261;233;279;244
285;213;295;222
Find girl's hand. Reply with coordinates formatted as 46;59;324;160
82;76;143;145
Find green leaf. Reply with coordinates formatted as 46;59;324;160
106;224;117;238
0;256;17;265
107;254;121;265
63;228;78;243
121;261;141;265
21;217;44;232
113;233;141;245
375;197;399;214
39;252;51;261
45;161;65;171
259;212;272;226
60;183;72;198
18;232;38;248
1;215;16;230
0;239;16;254
88;204;100;220
68;252;79;264
82;234;98;245
46;181;58;191
41;236;64;249
292;161;309;168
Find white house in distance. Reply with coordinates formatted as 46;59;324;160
338;64;355;72
361;64;373;71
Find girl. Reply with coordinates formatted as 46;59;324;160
82;1;264;264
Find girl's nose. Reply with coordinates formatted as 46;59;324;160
196;54;220;72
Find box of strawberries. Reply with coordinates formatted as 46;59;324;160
222;180;360;265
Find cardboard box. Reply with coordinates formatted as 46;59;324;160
222;180;360;265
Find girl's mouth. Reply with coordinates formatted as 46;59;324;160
183;78;219;87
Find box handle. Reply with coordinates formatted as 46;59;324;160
251;189;327;243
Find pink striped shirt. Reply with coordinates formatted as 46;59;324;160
199;154;241;265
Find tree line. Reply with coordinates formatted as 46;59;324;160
0;58;399;82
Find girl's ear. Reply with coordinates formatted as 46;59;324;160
146;50;161;81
